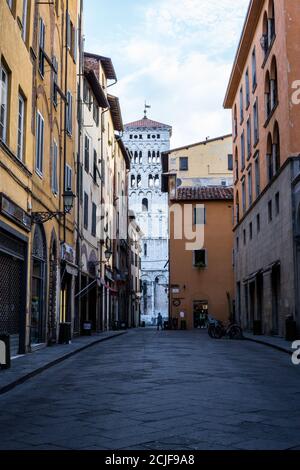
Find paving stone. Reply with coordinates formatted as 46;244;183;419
0;329;300;450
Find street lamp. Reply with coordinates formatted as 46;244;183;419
32;190;76;224
104;248;113;263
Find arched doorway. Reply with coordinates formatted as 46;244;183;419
31;224;47;345
48;234;57;344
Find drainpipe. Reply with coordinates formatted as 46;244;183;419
76;0;84;333
100;107;109;330
63;0;69;244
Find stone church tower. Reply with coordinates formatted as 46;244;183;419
123;110;172;325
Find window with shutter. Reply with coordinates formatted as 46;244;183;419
0;65;8;143
52;140;58;195
65;164;72;191
84;192;89;229
92;203;97;236
39;18;45;77
36;111;44;175
84;135;90;173
17;95;25;161
66;91;72;135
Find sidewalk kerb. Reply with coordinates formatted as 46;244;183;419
0;331;127;396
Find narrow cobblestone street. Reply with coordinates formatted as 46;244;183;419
0;329;300;450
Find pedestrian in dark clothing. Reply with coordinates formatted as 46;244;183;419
157;313;163;331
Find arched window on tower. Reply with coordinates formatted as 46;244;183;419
139;151;142;164
148;175;154;188
156;151;160;164
152;151;156;163
154;175;160;188
142;198;148;212
148;151;151;164
131;175;136;188
137;174;142;188
134;151;138;164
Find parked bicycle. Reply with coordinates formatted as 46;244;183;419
207;317;243;340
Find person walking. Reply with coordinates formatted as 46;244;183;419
157;313;163;331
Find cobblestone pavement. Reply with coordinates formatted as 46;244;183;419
0;329;300;450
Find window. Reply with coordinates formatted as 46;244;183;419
245;70;250;108
66;91;73;135
268;200;273;222
154;175;160;188
142;198;148;212
233;105;237;139
84;135;90;173
239;87;244;123
0;64;9;143
51;140;58;195
65;164;72;191
263;1;275;55
83;79;89;104
91;202;97;236
275;192;280;215
52;56;58;107
84;192;88;229
241;131;245;170
252;48;257;91
93;99;99;126
157;134;160;139
152;151;156;163
17;95;25;161
193;250;207;268
247;118;251;159
144;243;147;257
180;157;188;171
148;151;151;164
35;111;44;175
255;154;260;197
236;191;240;224
156;151;160;164
139;151;142;164
130;135;133;140
243;229;246;245
93;149;97;183
248;167;253;206
194;207;206;225
228;154;233;171
242;179;246;214
22;0;28;42
253;99;259;144
148;175;154;188
131;175;135;188
235;149;239;181
249;222;253;240
137;174;142;188
236;237;239;252
134;151;138;164
39;18;45;77
66;12;71;50
257;213;260;233
139;135;143;139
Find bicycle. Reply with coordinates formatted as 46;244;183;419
207;317;243;340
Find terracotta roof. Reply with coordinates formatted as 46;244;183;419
175;186;234;201
124;117;172;130
84;69;109;109
107;94;123;132
84;52;117;81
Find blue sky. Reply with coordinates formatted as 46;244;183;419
84;0;250;147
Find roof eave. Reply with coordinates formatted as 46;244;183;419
223;0;265;109
84;69;109;109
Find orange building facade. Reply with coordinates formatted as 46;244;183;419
166;187;234;330
224;0;300;337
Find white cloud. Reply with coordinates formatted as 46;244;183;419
89;0;250;147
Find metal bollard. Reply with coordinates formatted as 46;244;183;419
0;334;11;370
